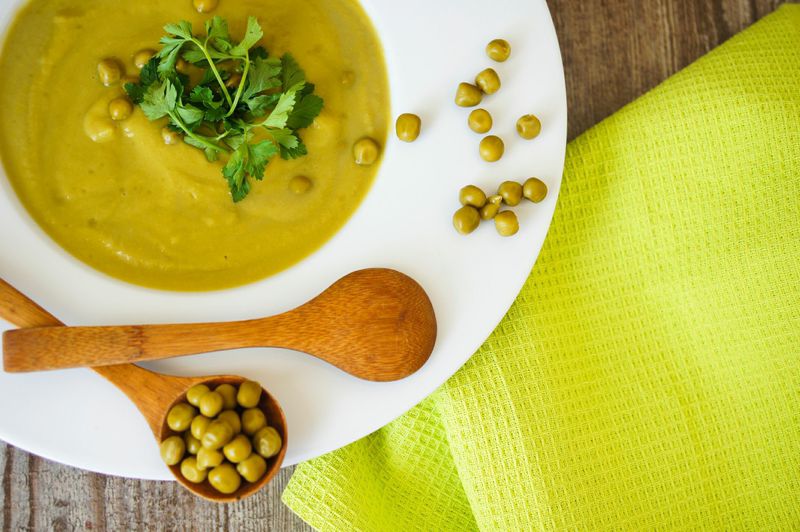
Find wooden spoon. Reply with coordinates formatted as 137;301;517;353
3;268;436;381
0;278;287;503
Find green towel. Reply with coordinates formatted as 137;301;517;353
283;6;800;530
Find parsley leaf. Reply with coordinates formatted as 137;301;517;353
126;16;323;202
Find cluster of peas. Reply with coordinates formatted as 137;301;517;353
454;39;542;163
160;380;283;495
453;178;548;236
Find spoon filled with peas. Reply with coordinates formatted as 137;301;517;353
0;278;286;503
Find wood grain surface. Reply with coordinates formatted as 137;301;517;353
0;1;787;530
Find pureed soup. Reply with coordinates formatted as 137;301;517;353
0;0;389;290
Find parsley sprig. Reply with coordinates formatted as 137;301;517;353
125;17;324;202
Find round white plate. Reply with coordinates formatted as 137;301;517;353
0;0;566;479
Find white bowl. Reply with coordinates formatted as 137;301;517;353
0;0;566;479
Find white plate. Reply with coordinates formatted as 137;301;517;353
0;0;566;479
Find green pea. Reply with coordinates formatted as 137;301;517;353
455;82;482;107
242;408;268;436
495;211;519;237
159;436;185;466
199;391;224;418
252;426;283;459
486;39;511;62
186;384;210;407
217;410;242;435
180;457;207;484
479;136;504;162
237;381;262;408
459;185;487;208
201;420;234;451
166;403;196;432
516;114;542;140
208;464;242;495
353;138;380;166
480;195;503;220
468;109;492;134
523;177;548;203
223;434;253;464
196;447;224;471
498;181;523;206
452;206;481;235
190;415;212;440
184;432;202;455
237;454;267;483
215;384;237;410
475;68;501;95
396;113;422;142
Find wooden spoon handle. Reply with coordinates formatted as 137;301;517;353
0;279;200;433
2;317;289;372
0;279;61;328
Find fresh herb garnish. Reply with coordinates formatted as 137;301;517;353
124;16;324;202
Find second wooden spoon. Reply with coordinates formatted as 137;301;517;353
3;268;437;381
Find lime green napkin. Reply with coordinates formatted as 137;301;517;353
283;6;800;529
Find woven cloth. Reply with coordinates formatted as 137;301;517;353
283;6;800;530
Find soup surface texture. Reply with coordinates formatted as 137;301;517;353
0;0;389;290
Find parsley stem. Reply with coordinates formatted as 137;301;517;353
193;37;233;107
168;111;227;153
226;52;250;118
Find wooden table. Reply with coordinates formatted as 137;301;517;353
0;0;785;529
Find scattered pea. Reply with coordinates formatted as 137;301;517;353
395;113;421;142
97;58;122;87
516;114;542;140
480;195;503;220
455;82;482;107
193;0;219;14
495;210;519;236
133;49;155;70
468;109;492;134
479;135;504;162
453;206;480;235
459;185;487;208
486;39;511;62
289;175;313;195
353;137;380;166
498;181;523;206
108;98;133;121
475;68;501;95
523;177;548;203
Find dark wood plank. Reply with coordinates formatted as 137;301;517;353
1;1;787;530
547;0;785;139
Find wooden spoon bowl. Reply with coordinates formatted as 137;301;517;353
160;375;287;503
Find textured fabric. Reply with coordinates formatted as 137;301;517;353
283;6;800;530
